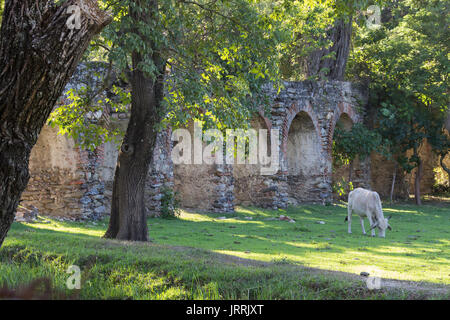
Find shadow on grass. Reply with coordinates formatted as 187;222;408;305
3;218;449;299
5;202;449;289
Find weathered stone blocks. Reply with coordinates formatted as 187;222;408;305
21;78;369;219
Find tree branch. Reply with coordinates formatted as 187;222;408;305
178;0;243;28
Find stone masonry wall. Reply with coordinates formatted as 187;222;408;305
233;116;272;208
172;121;234;213
20;125;106;220
371;138;448;199
22;76;446;219
21;123;173;219
145;128;174;215
171;81;368;211
260;81;368;208
22;79;370;218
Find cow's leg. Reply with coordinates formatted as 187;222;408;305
347;206;352;234
367;215;376;237
360;217;366;235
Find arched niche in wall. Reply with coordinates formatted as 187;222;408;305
233;114;271;206
286;111;322;204
331;112;360;198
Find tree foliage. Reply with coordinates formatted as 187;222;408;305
50;0;289;149
333;122;383;166
279;0;385;80
51;0;392;146
48;63;130;150
0;0;4;24
41;0;449;204
347;0;450;202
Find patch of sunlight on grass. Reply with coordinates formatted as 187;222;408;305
21;220;104;237
178;210;268;226
190;201;450;285
6;203;449;287
214;249;293;262
178;210;214;222
437;238;450;245
283;240;319;249
383;208;422;214
235;207;278;218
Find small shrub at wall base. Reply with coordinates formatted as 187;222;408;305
431;184;450;197
160;187;181;219
333;178;354;200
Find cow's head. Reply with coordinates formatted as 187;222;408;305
371;215;392;238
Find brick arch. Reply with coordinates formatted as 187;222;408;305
253;109;273;149
281;102;321;155
327;102;361;154
256;109;273;132
331;102;360;133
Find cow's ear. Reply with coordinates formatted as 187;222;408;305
387;224;392;231
387;215;392;220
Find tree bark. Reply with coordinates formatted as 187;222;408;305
0;0;111;247
440;154;450;185
348;159;354;183
390;165;397;203
104;0;166;241
414;154;423;205
305;18;352;80
444;108;450;132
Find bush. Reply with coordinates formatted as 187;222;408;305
431;184;450;196
332;178;353;201
160;187;181;219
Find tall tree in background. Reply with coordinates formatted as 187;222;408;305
104;0;166;241
280;0;383;81
305;18;352;80
348;0;450;204
95;0;283;241
0;0;111;247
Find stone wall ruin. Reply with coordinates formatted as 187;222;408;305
18;60;449;220
20;79;375;218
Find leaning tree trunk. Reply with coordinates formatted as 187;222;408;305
0;0;111;247
104;0;165;241
305;18;352;80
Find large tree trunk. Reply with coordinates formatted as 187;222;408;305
305;18;352;80
0;0;111;247
104;0;165;241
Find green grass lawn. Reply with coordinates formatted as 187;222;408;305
0;203;448;299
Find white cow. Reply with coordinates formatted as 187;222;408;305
346;188;392;238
